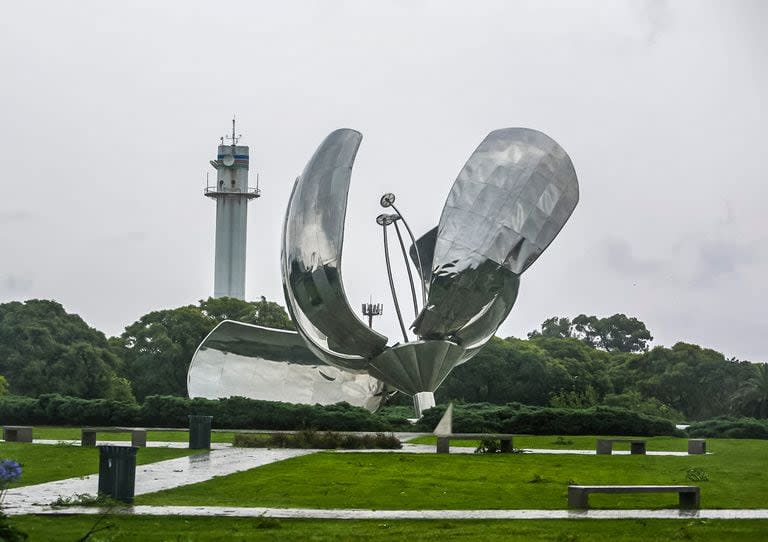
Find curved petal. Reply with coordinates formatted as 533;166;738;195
187;320;386;412
413;128;579;339
281;129;388;370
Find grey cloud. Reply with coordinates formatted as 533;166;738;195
637;0;673;45
0;274;33;294
598;238;663;276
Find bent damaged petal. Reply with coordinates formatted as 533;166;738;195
413;128;579;341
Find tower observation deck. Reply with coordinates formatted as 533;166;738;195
205;119;260;299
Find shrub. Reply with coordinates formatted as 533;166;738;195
416;403;681;436
686;417;768;439
0;394;397;431
233;430;401;449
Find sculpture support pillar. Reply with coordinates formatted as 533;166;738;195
413;391;435;417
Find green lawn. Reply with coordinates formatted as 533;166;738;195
0;442;196;486
137;438;768;510
408;434;696;452
10;516;768;541
26;426;236;443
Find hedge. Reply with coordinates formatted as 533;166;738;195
416;403;682;436
0;394;395;432
686;417;768;439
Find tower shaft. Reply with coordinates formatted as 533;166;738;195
206;140;259;299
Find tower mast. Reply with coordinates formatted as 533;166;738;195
205;118;260;299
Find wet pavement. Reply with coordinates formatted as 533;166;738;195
4;447;314;515
32;439;231;449
17;505;768;520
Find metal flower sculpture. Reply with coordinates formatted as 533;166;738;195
188;127;578;416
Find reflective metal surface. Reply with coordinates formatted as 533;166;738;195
366;340;465;396
187;320;386;412
190;126;579;415
281;129;388;370
413;128;579;340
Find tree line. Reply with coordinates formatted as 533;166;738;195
0;299;765;421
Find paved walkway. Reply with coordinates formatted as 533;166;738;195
5;447;314;515
3;440;709;518
18;505;768;520
32;439;231;449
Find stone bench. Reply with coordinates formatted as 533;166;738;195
81;427;147;447
3;426;33;443
688;439;706;454
596;438;647;455
435;433;515;454
568;485;700;509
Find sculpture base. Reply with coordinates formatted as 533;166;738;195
413;391;436;418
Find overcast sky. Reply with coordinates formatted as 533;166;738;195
1;1;765;362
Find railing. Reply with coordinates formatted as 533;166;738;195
204;186;261;197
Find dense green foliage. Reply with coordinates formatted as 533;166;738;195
687;417;768;439
0;299;764;424
233;430;402;449
436;332;759;421
0;300;131;401
0;394;393;431
415;403;681;436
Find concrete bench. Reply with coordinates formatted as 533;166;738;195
596;438;647;455
688;439;707;454
3;426;33;442
81;427;147;447
568;485;700;509
436;433;515;454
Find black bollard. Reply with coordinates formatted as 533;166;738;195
188;415;213;450
97;445;138;503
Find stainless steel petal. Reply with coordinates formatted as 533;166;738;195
281;129;388;369
366;340;465;395
413;128;579;340
187;320;386;412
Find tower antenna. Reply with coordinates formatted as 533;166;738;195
226;116;241;146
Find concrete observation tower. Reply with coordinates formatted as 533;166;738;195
205;119;260;299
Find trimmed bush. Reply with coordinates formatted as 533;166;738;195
233;430;402;449
687;417;768;439
0;394;397;431
416;403;681;436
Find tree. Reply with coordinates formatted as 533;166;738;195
199;296;293;330
732;363;768;418
630;342;746;420
527;317;571;339
529;314;653;353
0;299;128;399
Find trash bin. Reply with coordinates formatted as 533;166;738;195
188;415;213;450
98;445;138;503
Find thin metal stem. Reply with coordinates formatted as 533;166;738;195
382;224;409;343
393;220;419;319
390;203;427;307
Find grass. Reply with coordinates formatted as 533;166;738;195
26;426;236;443
408;434;697;452
137;438;768;510
0;442;196;486
9;516;768;541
